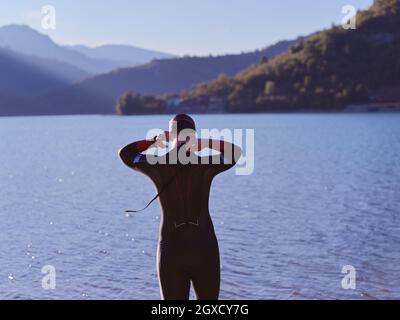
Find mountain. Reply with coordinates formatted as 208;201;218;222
0;25;120;74
0;25;175;74
0;45;92;116
0;94;26;116
33;38;301;115
8;47;89;84
185;0;400;112
68;44;175;67
0;47;82;98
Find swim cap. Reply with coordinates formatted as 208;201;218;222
169;114;196;133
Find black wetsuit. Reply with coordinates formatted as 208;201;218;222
119;141;240;300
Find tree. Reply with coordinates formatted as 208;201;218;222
181;0;400;112
116;91;166;115
260;56;269;64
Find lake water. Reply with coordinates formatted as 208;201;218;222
0;113;399;300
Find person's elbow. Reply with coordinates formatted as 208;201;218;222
224;143;241;165
233;144;242;164
118;146;131;166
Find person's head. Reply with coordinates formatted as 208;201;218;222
168;114;196;147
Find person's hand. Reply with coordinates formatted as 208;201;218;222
182;137;200;152
153;131;170;149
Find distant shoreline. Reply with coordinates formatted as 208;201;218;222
1;106;400;118
344;102;400;112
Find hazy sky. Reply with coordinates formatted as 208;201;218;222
0;0;373;56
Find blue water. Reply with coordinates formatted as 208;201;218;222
0;113;399;300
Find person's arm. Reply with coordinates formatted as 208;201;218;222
119;131;169;171
119;131;169;169
118;139;154;169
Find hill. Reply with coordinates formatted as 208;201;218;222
68;44;175;67
34;38;300;115
0;25;121;74
0;47;84;98
0;25;176;74
184;0;400;112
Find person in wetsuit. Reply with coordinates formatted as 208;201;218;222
118;114;241;300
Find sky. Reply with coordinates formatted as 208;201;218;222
0;0;374;56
